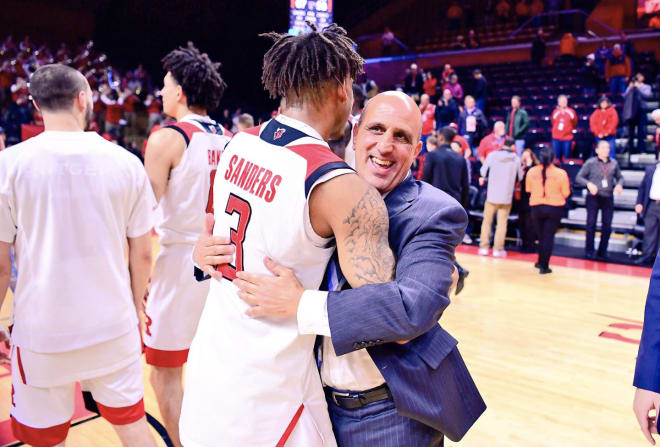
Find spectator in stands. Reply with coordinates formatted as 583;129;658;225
623;72;653;154
589;95;619;159
404;63;424;100
495;0;512;23
651;109;660;158
447;2;463;30
445;73;464;101
220;108;232;131
576;140;624;260
606;44;632;95
619;32;635;60
468;29;480;49
635;155;660;265
422;126;470;209
531;28;546;65
3;93;31;145
515;0;531;24
122;88;140;138
144;92;163;132
530;0;545;26
649;13;660;28
435;88;459;129
505;95;530;155
518;148;540;252
581;54;601;94
442;64;455;85
472;69;488;114
551;95;578;160
452;35;467;51
478;137;522;257
236;113;254;132
381;27;395;56
526;147;571;274
557;33;577;63
423;70;438;100
419;93;436;154
459;95;488;149
478;121;507;163
595;40;612;74
451;124;472;158
101;89;124;136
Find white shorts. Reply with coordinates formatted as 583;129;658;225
144;244;210;367
10;329;145;446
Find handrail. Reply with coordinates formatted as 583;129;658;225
508;9;619;40
355;33;409;51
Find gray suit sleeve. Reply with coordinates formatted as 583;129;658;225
327;202;467;356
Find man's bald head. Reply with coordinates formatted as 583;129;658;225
359;91;423;143
29;64;89;112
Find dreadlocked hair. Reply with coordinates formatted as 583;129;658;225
161;41;227;112
260;22;364;107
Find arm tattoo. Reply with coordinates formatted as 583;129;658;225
342;187;395;285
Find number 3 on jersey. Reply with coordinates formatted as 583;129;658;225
217;193;251;281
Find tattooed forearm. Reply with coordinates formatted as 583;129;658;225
341;186;395;287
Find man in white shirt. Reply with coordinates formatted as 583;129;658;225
195;92;485;446
0;64;157;447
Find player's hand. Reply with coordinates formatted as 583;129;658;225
234;257;304;319
614;184;624;195
0;325;10;365
193;213;235;280
587;182;598;195
479;177;486;186
633;387;660;444
636;204;644;215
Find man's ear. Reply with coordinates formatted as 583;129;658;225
351;122;359;152
336;80;349;105
76;91;87;112
413;140;423;158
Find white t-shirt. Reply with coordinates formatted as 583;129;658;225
0;131;156;353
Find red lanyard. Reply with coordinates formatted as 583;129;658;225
599;160;609;177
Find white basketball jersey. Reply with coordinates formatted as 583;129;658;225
154;114;232;246
181;115;353;446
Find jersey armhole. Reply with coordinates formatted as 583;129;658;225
303;167;355;248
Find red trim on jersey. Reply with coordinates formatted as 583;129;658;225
286;144;346;180
276;404;305;447
170;121;205;144
240;125;261;136
144;346;189;367
16;346;26;384
97;398;145;425
11;416;71;446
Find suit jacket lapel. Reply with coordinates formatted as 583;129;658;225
384;174;418;219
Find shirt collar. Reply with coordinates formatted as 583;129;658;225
275;114;324;141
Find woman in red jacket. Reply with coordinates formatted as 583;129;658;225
589;95;619;159
551;95;578;161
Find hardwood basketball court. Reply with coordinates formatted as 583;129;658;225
0;240;654;446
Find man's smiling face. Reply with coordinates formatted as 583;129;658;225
353;92;422;195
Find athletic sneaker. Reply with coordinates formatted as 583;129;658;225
478;247;489;256
493;249;507;258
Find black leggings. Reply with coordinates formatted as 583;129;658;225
531;205;564;269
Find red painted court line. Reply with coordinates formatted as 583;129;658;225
456;245;653;278
592;312;644;324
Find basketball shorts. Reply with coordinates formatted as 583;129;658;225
10;329;145;446
144;244;210;367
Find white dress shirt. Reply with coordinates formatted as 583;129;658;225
298;290;386;392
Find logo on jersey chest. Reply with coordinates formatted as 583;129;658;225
273;128;286;140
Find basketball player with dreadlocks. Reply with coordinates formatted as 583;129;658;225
179;24;395;446
142;42;232;447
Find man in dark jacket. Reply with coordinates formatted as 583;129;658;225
404;63;424;100
635;161;660;265
505;95;530;155
458;95;488;149
623;73;653;154
435;89;459;129
472;69;488;113
422;126;470;209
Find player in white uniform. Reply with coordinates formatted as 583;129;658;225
180;24;395;446
0;65;157;446
143;42;231;447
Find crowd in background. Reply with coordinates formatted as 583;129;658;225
1;28;660;272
